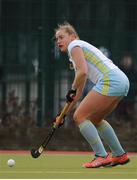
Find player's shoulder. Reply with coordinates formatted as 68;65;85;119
68;39;82;48
68;39;85;53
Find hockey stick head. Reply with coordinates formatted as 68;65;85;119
31;146;44;158
30;128;56;158
30;102;71;159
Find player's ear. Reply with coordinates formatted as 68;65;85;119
71;33;77;40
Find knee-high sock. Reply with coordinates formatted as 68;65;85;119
97;120;125;156
78;120;107;157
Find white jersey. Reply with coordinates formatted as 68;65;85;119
68;39;118;84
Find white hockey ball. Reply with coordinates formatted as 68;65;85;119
7;159;15;167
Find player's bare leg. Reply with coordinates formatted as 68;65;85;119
73;90;129;168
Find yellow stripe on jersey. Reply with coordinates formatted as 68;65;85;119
101;73;110;95
83;48;109;74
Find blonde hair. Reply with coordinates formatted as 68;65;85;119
55;22;79;39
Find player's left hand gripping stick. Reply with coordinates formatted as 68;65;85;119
31;101;72;158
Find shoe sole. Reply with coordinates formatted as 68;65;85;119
83;161;112;168
105;158;130;167
111;158;130;166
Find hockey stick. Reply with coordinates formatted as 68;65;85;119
31;101;71;158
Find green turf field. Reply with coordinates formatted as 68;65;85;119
0;152;137;179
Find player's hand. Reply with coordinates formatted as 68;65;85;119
53;114;66;128
66;89;77;102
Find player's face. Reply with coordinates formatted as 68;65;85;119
55;29;74;52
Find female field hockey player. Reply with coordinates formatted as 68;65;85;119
54;22;130;168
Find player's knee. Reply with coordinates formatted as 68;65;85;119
73;111;83;124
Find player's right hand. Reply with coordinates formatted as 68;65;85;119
53;114;66;128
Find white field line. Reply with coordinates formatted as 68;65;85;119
0;170;137;174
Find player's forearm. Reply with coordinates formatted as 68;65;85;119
65;70;87;115
66;85;85;115
72;70;87;90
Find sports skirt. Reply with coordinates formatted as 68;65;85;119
93;68;130;96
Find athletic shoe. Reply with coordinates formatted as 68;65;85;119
110;153;130;166
82;154;111;168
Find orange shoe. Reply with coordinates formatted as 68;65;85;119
83;154;111;168
110;153;130;166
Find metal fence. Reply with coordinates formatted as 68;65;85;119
0;0;137;150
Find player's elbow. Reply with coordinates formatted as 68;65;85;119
79;69;88;78
81;71;88;82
